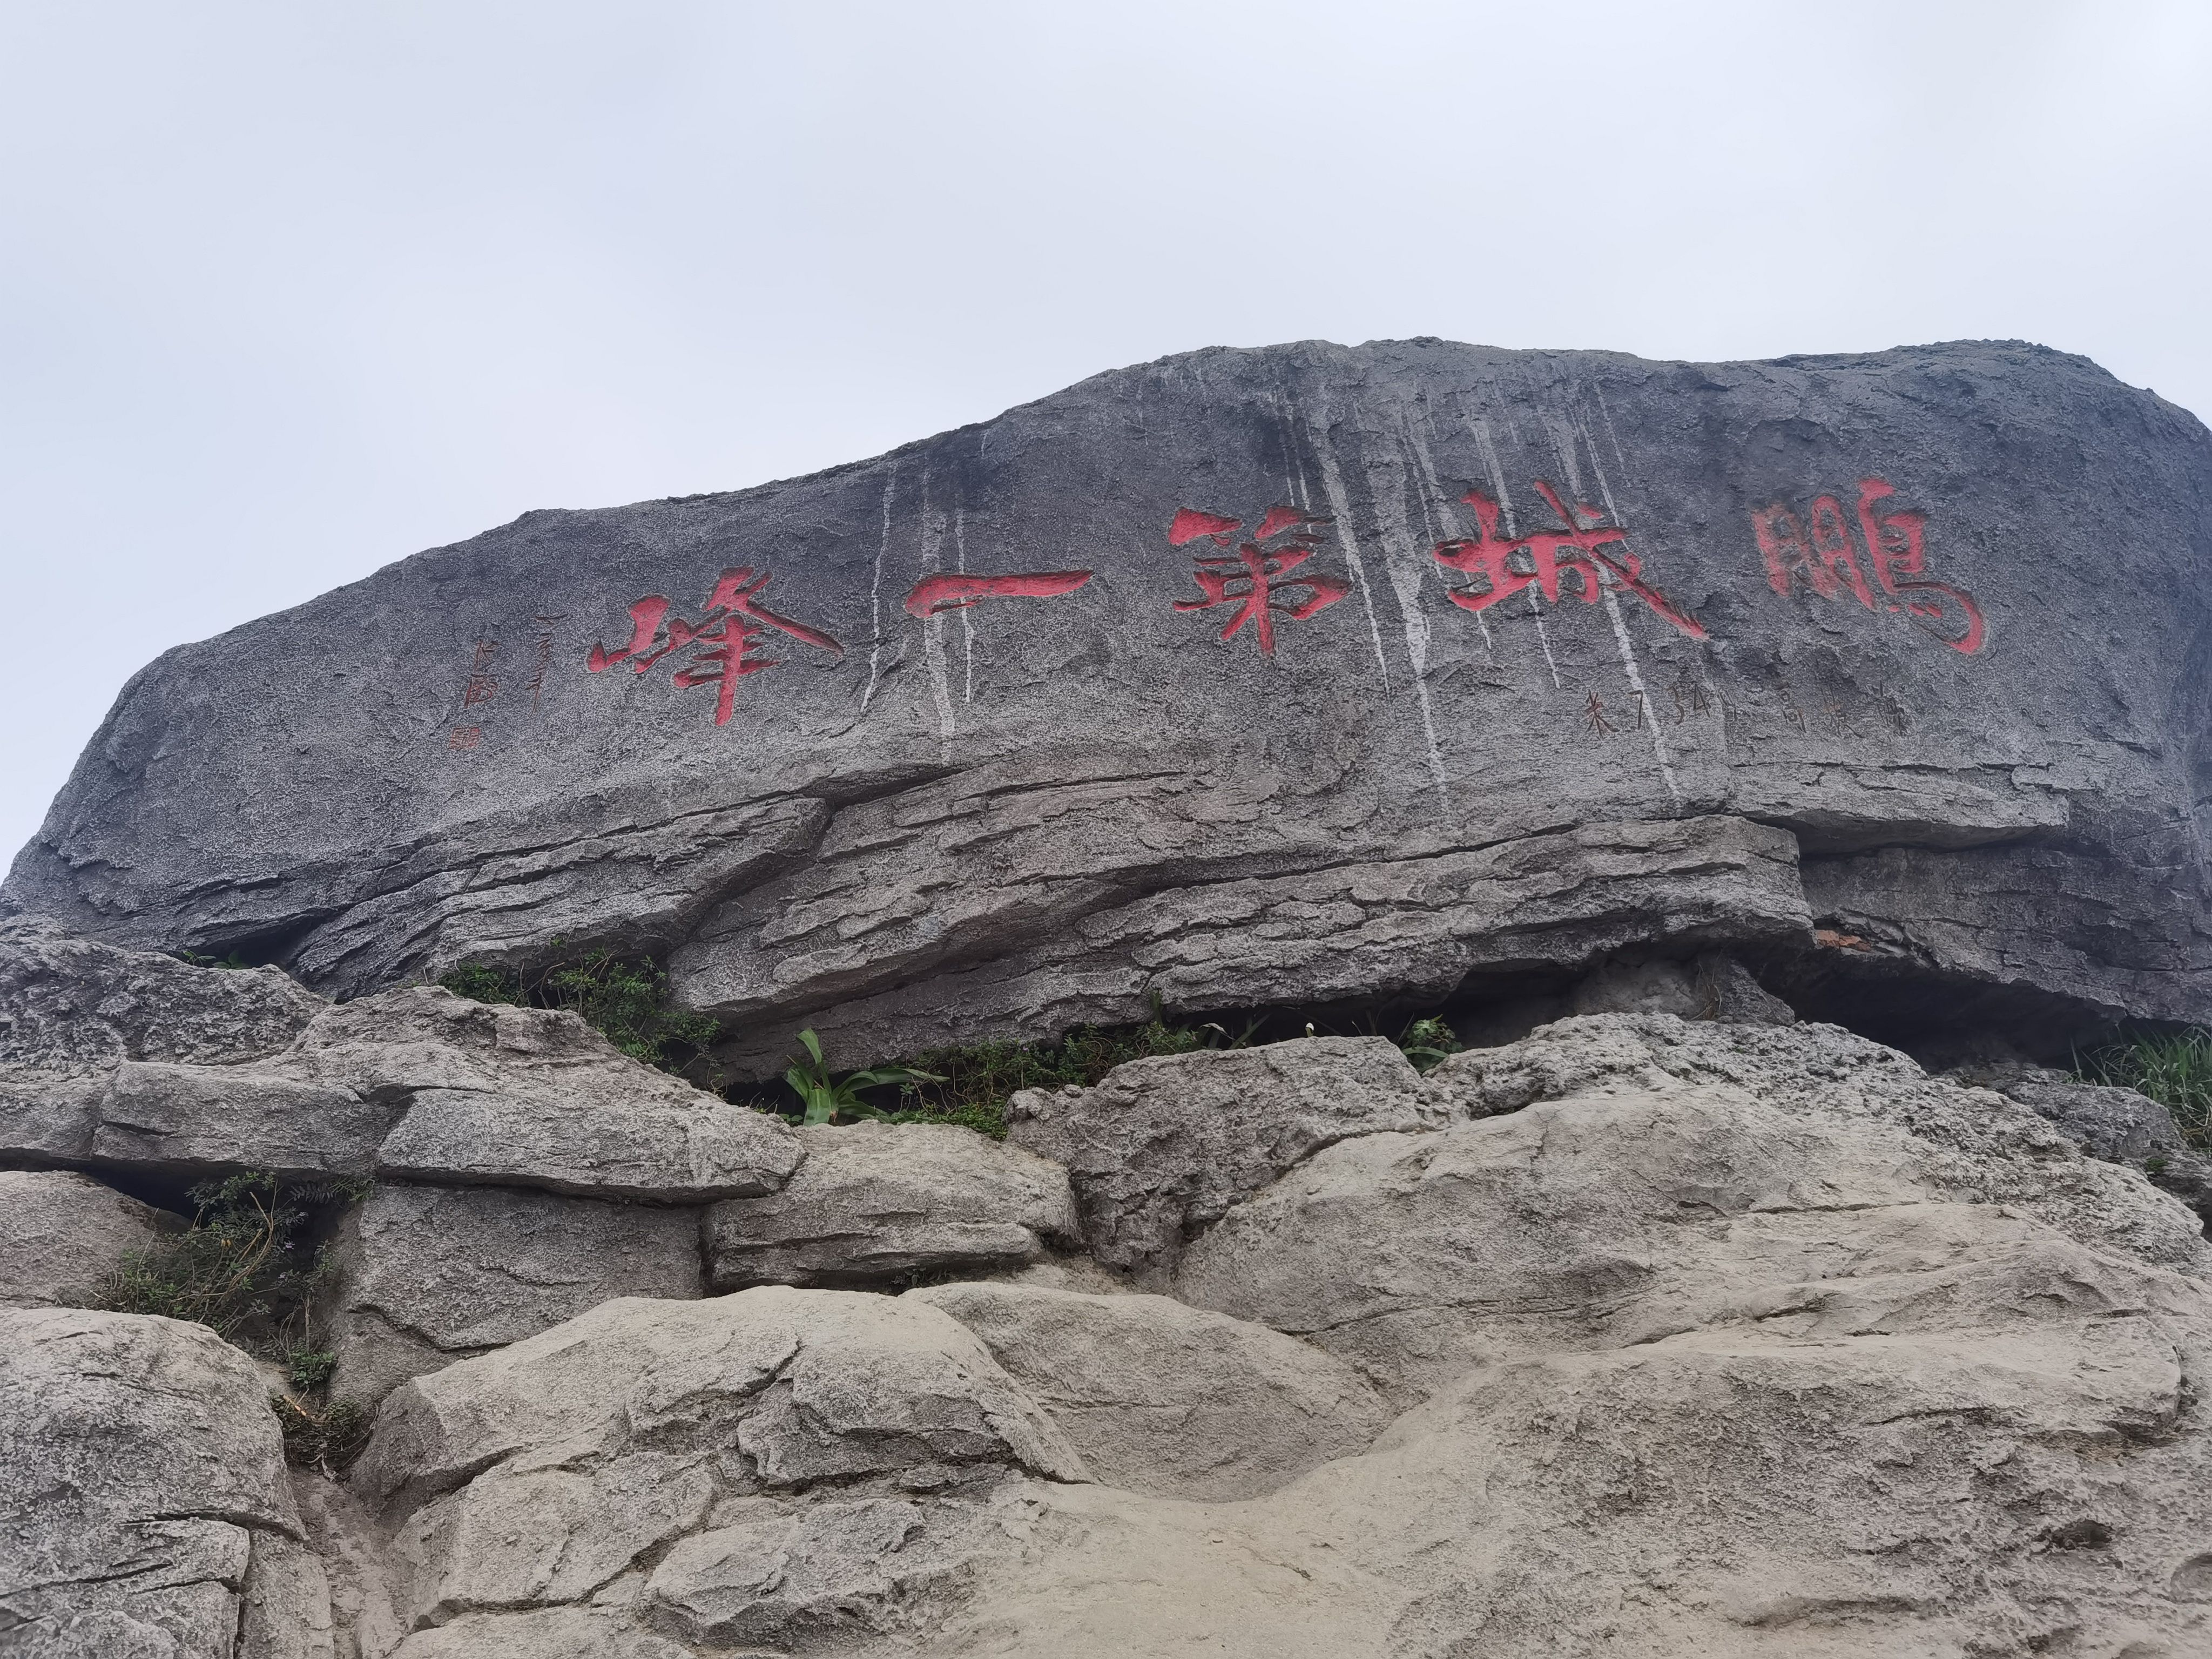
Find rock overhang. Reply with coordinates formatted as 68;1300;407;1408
5;336;2208;1069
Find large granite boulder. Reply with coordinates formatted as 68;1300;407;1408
1179;1015;2212;1397
1007;1036;1453;1280
908;1280;1392;1499
8;341;2208;1066
347;1289;1086;1649
0;1307;334;1658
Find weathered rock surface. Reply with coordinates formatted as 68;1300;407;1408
2;960;801;1203
0;1307;332;1657
705;1121;1076;1289
1960;1057;2187;1163
10;342;2209;1064
0;1169;173;1311
1008;1036;1451;1280
0;920;327;1163
909;1280;1391;1499
326;1184;705;1406
1181;1015;2211;1397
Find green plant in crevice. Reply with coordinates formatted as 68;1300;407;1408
783;1028;945;1126
272;1393;371;1476
2078;1028;2212;1152
873;1011;1250;1139
94;1170;375;1470
437;946;721;1078
93;1171;350;1347
1394;1015;1463;1074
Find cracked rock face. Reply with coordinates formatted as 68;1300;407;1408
8;341;2209;1063
326;1183;705;1408
1008;1035;1454;1281
0;1307;333;1658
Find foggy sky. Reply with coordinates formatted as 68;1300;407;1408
3;1;2208;862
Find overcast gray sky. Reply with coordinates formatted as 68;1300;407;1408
4;1;2208;861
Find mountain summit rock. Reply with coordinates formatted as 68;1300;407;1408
8;339;2209;1069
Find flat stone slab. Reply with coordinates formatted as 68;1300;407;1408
704;1121;1077;1288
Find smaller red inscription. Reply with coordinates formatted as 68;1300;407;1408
460;639;499;708
1169;505;1350;657
447;726;482;751
586;568;843;726
903;571;1094;619
1432;481;1705;639
1752;477;1984;654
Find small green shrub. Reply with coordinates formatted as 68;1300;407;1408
175;948;254;970
95;1172;347;1348
438;946;720;1077
272;1393;370;1475
1395;1016;1462;1074
2078;1029;2212;1151
285;1348;338;1392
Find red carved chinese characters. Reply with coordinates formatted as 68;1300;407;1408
1431;481;1705;639
1169;504;1351;656
586;568;843;726
1751;477;1984;654
903;571;1093;619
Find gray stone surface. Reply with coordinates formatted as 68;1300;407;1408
0;1169;174;1310
0;1307;332;1657
1954;1058;2186;1163
348;1289;1084;1646
1008;1036;1452;1280
278;1011;2212;1656
9;341;2208;1065
705;1120;1077;1289
909;1280;1392;1499
1184;1015;2212;1397
326;1183;705;1406
91;1061;387;1181
0;919;327;1163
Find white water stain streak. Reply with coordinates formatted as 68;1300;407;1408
861;465;896;712
1547;407;1682;810
1301;401;1395;694
953;503;976;704
1400;405;1490;653
1461;406;1563;690
917;467;956;745
1350;419;1449;801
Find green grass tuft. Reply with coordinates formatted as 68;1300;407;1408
438;946;721;1078
862;1015;1241;1139
2078;1029;2212;1152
